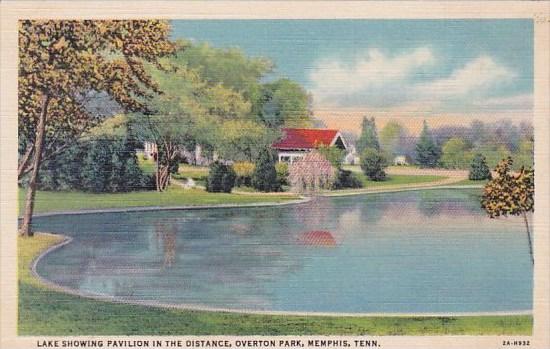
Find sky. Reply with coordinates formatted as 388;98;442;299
171;19;533;131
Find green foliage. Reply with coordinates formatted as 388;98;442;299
332;169;363;189
441;137;473;169
260;78;312;127
357;117;380;153
380;121;406;156
216;119;277;162
415;120;441;168
252;148;281;192
360;148;388;181
471;144;511;169
37;137;152;193
317;144;345;169
206;161;236;193
469;153;492;180
275;162;289;187
233;161;255;187
513;139;534;169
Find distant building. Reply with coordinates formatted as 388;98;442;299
393;155;409;166
272;128;347;163
343;145;360;165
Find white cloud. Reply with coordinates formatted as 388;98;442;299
309;47;435;106
414;55;516;98
308;50;524;114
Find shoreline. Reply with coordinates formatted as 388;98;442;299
30;232;531;318
25;183;484;218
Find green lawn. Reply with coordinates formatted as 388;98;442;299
359;174;447;188
18;186;298;214
137;154;156;175
18;234;532;335
451;179;489;186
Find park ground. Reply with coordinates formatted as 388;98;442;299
18;164;517;336
18;234;532;335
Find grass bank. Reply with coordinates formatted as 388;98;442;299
19;234;532;335
358;174;447;188
18;186;298;214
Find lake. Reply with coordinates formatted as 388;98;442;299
32;189;533;314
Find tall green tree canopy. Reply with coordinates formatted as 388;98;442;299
380;121;407;157
18;20;174;236
260;78;312;128
357;117;380;153
440;137;472;169
415;120;441;168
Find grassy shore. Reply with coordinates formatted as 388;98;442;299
358;174;446;188
18;186;298;214
18;234;532;335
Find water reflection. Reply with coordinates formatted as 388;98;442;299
155;222;177;268
33;189;533;313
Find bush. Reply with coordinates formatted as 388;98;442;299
275;162;289;187
206;161;236;193
252;148;280;192
360;147;388;181
37;136;153;192
288;151;336;193
469;153;492;180
332;169;363;189
233;161;255;187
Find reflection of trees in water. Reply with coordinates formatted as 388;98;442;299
417;190;482;217
155;222;177;268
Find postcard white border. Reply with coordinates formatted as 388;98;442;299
1;2;549;349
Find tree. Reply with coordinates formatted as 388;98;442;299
206;161;236;193
380;121;407;157
216;119;276;162
18;20;174;236
356;117;380;153
260;78;312;128
251;148;280;192
288;151;336;193
469;153;492;180
360;148;388;181
415;120;441;168
441;137;472;169
481;157;534;264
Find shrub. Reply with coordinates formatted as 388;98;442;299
317;144;345;168
360;147;388;181
288;151;336;193
332;169;363;189
233;161;255;187
469;153;492;180
37;136;152;192
275;162;289;187
206;161;236;193
252;148;280;192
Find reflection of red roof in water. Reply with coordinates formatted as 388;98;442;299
273;128;339;150
298;231;336;247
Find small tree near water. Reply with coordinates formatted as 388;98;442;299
469;153;492;180
481;157;534;265
206;161;236;193
252;148;280;192
360;148;388;181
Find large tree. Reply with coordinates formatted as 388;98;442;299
415;120;441;168
481;157;534;265
18;20;174;236
260;78;312;128
356;117;380;153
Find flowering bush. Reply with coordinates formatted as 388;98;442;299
288;151;336;193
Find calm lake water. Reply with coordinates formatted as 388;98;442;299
33;189;533;314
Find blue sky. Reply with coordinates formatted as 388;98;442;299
172;20;533;120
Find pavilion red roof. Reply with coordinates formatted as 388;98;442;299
272;128;340;150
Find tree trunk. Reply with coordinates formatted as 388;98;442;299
522;211;534;265
20;93;50;237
